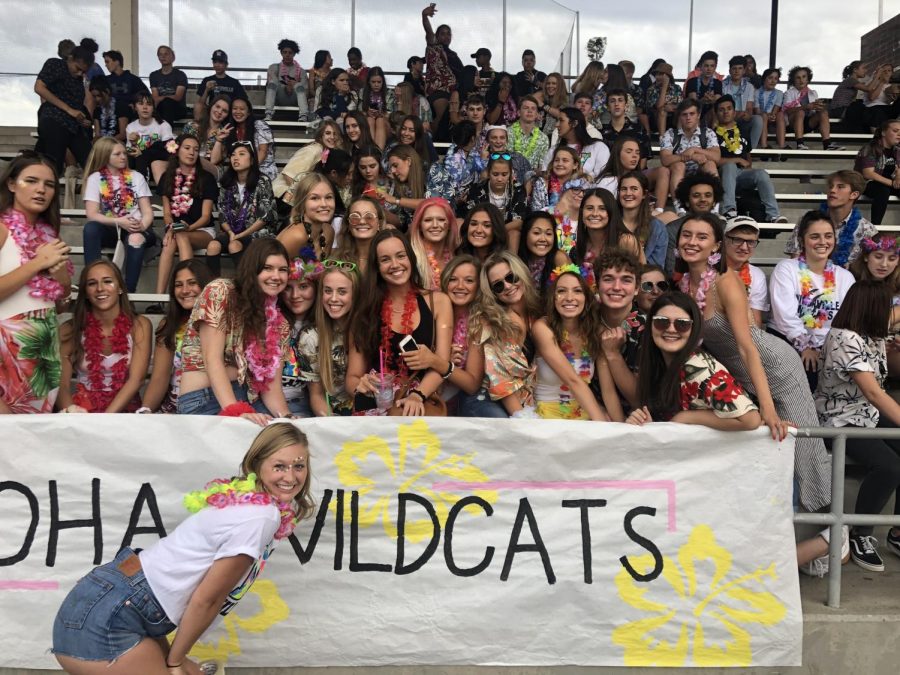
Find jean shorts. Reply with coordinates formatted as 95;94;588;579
177;380;249;415
52;547;176;662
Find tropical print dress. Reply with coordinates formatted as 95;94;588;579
0;230;62;413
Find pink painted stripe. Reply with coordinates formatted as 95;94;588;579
0;580;59;591
431;480;677;531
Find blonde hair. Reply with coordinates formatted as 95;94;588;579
544;72;569;108
289;173;335;225
409;197;460;290
573;61;606;95
469;251;541;343
386;144;425;199
241;424;315;521
315;266;359;395
84;137;125;178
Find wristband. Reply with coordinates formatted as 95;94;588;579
441;361;455;379
218;401;255;417
409;389;426;402
166;661;183;668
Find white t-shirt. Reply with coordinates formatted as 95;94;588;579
84;170;152;220
139;503;280;625
125;118;174;151
541;139;610;179
767;258;855;350
748;264;770;313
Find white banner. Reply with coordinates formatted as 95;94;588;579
0;416;802;668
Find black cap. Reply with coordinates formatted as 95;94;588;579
471;48;492;60
211;49;228;63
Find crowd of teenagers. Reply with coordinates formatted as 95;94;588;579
5;4;900;586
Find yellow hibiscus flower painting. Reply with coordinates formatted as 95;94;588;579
188;580;289;663
612;524;787;667
333;419;497;542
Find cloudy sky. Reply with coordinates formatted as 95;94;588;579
1;0;897;126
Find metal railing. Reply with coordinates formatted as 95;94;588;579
793;426;900;608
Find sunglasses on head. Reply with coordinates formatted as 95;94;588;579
490;271;520;295
640;280;670;293
651;315;693;333
324;259;358;272
490;152;512;161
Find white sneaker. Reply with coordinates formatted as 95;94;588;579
799;526;849;577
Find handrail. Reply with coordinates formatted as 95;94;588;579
0;69;845;87
793;427;900;609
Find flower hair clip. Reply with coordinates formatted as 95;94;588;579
549;263;589;283
165;139;179;154
861;236;899;254
290;246;325;281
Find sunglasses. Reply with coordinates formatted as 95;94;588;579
347;211;378;224
651;316;694;333
490;271;520;295
640;281;670;293
725;235;759;250
490;152;512;161
324;259;358;272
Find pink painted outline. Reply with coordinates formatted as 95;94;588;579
431;480;677;531
0;580;59;591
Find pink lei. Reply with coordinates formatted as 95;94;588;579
2;208;72;301
184;474;298;540
244;296;283;393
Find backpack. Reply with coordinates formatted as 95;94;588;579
671;126;709;151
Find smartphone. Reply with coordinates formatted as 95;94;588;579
170;221;188;233
399;334;419;353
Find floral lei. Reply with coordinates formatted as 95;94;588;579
244;296;283;393
425;245;450;289
528;256;547;287
452;309;469;368
2;209;72;301
184;473;298;541
736;262;752;289
380;289;417;380
678;267;718;310
558;329;592;416
223;181;253;234
715;125;742;155
99;167;136;217
170;167;196;219
797;255;835;330
553;209;576;254
82;311;132;411
821;202;861;267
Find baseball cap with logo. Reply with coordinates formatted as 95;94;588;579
211;50;228;63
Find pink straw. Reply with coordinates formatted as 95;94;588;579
379;348;385;384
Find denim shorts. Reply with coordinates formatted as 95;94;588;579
52;547;176;662
177;380;249;415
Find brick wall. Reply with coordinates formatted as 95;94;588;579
862;14;900;67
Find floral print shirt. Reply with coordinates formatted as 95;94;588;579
182;279;290;400
674;351;757;420
815;328;886;428
217;176;276;238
